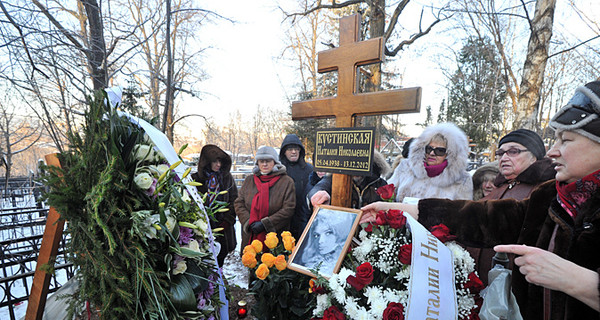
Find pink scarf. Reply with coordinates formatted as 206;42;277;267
424;159;448;177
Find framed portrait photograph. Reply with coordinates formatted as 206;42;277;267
287;205;362;279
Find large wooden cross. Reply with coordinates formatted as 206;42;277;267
292;14;421;207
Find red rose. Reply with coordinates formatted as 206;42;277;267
398;244;412;265
323;305;345;320
386;210;407;229
375;210;387;225
464;272;484;293
356;262;374;285
430;224;457;243
382;302;404;320
312;285;326;294
364;223;373;233
346;262;374;290
376;184;395;201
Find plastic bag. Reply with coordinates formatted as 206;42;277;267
479;253;523;320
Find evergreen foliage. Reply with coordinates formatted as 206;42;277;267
443;36;506;152
40;91;223;319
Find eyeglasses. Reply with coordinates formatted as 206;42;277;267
495;148;528;157
425;145;447;156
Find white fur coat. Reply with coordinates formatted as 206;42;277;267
388;123;473;202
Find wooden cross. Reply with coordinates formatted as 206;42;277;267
292;14;421;207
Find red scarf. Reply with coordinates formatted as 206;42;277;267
424;159;448;177
556;168;600;218
249;174;281;244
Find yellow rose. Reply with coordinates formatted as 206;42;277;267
255;263;270;280
261;253;276;268
241;252;258;268
283;236;296;251
243;245;256;256
274;255;287;271
251;239;263;253
264;232;279;249
281;231;292;238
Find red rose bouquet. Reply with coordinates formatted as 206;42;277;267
309;209;483;320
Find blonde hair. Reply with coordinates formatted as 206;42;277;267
429;133;447;147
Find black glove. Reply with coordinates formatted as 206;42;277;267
250;221;265;234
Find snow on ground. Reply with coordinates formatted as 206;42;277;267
222;220;248;289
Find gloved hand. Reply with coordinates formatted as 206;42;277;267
250;221;265;234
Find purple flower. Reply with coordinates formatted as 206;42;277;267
196;295;206;309
145;178;158;197
178;227;194;245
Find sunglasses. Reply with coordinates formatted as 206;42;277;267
425;145;447;156
495;148;528;157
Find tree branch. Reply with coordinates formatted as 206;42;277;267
0;1;49;79
31;0;87;55
282;0;364;21
548;35;600;59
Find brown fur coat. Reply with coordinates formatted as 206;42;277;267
419;180;600;319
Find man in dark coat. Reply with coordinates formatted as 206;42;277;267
191;145;238;267
279;134;314;239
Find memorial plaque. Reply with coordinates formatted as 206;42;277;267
314;127;374;176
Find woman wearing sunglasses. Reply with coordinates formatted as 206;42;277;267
363;81;600;319
387;122;473;203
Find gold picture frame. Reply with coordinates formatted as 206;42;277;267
287;205;362;279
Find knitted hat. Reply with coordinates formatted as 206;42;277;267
255;146;281;164
549;81;600;144
498;129;545;160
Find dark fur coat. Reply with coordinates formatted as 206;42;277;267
419;180;600;319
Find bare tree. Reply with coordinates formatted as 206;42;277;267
0;96;42;191
513;0;557;129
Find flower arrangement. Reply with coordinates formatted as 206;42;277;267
309;209;483;320
41;91;226;319
242;231;316;319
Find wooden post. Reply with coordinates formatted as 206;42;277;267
25;153;65;320
292;14;421;207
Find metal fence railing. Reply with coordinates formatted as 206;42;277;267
0;176;73;320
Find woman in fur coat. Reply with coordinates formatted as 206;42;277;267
362;81;600;319
387;122;473;202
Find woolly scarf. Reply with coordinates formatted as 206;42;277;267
249;174;281;243
204;169;220;206
424;159;448;177
556;168;600;218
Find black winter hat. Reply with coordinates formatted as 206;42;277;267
549;81;600;144
498;129;545;160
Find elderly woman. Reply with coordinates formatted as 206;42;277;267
362;81;600;319
469;129;555;284
472;161;499;200
387;122;472;202
234;146;295;251
487;128;555;200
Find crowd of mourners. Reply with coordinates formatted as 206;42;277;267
193;80;600;319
